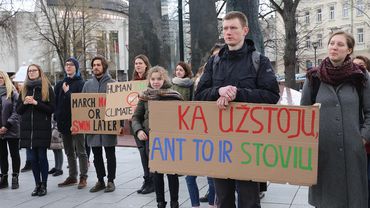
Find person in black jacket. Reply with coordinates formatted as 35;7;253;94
0;70;20;189
56;57;88;189
194;11;280;208
16;64;55;197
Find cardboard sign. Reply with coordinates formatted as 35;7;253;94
149;101;319;185
105;80;147;120
71;93;120;134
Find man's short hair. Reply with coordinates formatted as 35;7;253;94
223;11;248;27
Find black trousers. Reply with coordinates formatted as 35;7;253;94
0;139;20;174
153;172;179;203
135;136;151;179
214;178;261;208
91;146;116;182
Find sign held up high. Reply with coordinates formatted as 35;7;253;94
105;80;147;120
149;101;319;186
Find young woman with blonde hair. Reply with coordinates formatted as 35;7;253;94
16;64;55;196
0;70;20;189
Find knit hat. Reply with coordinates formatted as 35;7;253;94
65;57;80;77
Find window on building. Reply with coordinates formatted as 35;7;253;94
306;60;313;68
306;36;311;48
329;6;335;19
317;34;323;47
356;0;365;16
357;28;364;43
316;8;322;22
318;59;322;65
343;1;349;17
305;11;310;24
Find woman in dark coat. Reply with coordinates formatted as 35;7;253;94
131;54;155;194
16;64;55;197
301;31;370;208
132;66;183;208
0;70;20;189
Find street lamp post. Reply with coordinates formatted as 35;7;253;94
312;41;319;67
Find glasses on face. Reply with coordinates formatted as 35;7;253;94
65;63;75;67
28;69;38;73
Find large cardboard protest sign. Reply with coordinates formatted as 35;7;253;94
149;101;319;185
105;81;147;120
71;93;120;134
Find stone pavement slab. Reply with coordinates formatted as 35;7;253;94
0;147;313;208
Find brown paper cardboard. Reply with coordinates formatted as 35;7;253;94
148;101;319;185
105;80;147;120
71;93;120;134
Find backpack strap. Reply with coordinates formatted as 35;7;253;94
212;51;260;73
251;51;260;73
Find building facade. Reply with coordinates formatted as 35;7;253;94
272;0;370;75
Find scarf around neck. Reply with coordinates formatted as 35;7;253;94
0;86;6;97
139;88;183;101
25;79;42;89
172;77;194;87
308;55;367;87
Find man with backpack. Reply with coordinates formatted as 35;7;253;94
194;11;280;208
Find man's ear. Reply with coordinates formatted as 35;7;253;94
243;26;249;36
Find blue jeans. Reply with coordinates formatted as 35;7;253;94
30;147;49;184
185;176;215;206
185;176;200;206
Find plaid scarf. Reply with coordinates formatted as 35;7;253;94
308;55;367;88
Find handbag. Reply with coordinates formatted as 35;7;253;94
50;128;64;149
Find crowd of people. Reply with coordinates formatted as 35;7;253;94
1;10;370;208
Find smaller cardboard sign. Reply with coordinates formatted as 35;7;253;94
149;101;319;186
71;93;120;134
105;80;147;120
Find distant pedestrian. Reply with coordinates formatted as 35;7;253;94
17;64;55;197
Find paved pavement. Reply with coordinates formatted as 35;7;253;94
0;147;313;208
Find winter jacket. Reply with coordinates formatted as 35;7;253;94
0;91;20;139
82;72;117;147
54;75;84;134
194;39;280;104
171;77;193;101
16;84;55;148
301;71;370;208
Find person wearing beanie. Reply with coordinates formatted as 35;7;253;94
55;57;88;189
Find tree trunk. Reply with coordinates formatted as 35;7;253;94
226;0;264;54
269;0;300;90
128;0;169;80
189;0;218;74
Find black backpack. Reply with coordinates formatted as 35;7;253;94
212;50;261;73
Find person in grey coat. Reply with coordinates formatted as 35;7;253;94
81;56;120;193
301;31;370;208
0;70;20;189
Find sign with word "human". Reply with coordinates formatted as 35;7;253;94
71;93;120;134
105;80;147;120
149;101;319;185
